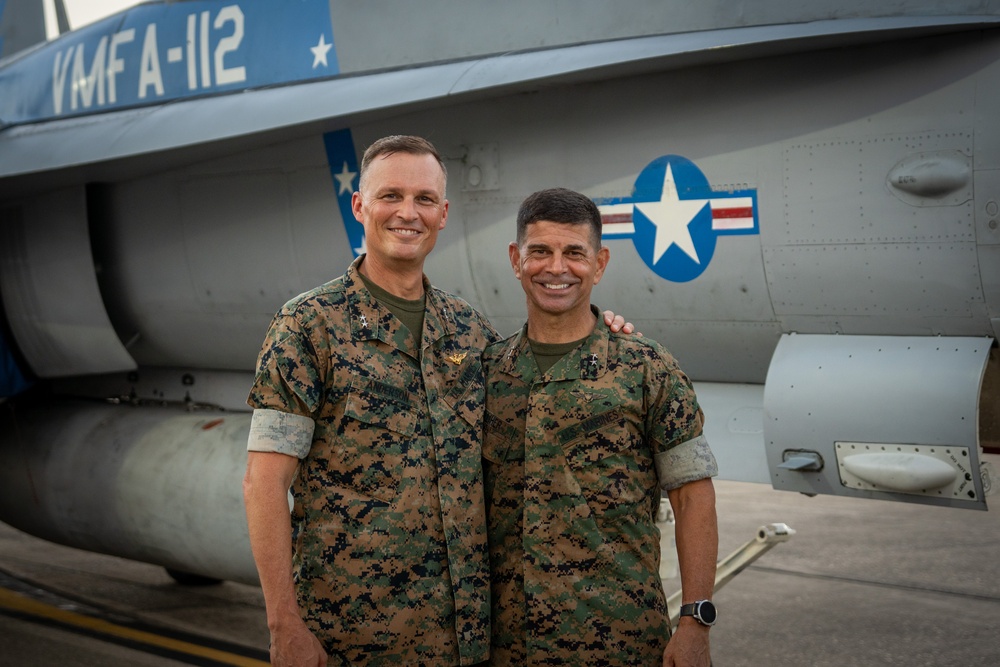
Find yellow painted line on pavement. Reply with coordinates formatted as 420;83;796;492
0;586;269;666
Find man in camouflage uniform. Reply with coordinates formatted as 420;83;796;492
243;137;632;666
243;136;498;666
483;188;719;666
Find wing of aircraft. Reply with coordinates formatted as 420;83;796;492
0;0;997;584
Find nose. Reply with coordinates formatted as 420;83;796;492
547;250;567;273
396;196;419;221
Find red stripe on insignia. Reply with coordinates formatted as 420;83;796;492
711;207;754;219
601;213;633;225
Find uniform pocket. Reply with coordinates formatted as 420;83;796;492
334;381;419;502
440;357;486;428
558;406;651;511
482;411;522;463
558;406;629;467
344;380;418;436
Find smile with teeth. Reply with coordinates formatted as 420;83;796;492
542;282;572;290
391;228;421;235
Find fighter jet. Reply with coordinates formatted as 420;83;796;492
0;0;996;585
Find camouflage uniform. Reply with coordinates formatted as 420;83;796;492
248;256;499;666
482;309;717;666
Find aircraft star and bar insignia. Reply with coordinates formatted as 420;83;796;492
322;137;759;284
595;155;759;283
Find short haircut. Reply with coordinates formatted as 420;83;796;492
516;187;602;249
358;135;447;191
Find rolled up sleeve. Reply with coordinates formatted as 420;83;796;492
247;408;316;459
654;434;718;490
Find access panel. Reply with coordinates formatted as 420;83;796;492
764;334;993;509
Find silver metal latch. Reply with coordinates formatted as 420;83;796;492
779;450;824;471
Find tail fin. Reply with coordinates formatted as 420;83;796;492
0;0;69;60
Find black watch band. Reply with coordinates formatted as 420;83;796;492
679;600;717;626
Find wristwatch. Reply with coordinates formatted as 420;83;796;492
679;600;717;626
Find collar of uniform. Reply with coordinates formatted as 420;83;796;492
495;326;534;380
498;305;609;381
546;305;609;382
344;255;453;350
345;255;398;344
421;283;458;349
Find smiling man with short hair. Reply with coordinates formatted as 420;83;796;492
243;140;633;667
483;187;719;667
244;135;498;667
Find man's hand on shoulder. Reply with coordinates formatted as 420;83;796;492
269;614;327;667
602;310;640;336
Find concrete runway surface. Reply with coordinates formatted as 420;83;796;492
1;471;998;666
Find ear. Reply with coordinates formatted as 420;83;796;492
509;242;522;279
593;246;610;285
438;198;449;230
351;191;365;224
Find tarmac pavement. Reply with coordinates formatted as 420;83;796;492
1;471;998;666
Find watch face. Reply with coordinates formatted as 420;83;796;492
697;600;718;625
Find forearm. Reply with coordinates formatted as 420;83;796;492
669;477;718;603
243;452;301;629
662;478;717;666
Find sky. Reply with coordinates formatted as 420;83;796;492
62;0;144;30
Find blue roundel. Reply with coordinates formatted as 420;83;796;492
631;155;717;283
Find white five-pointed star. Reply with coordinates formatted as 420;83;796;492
354;234;367;257
634;164;708;264
311;34;333;68
335;162;356;195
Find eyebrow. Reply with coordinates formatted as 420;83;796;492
525;242;589;252
372;186;441;199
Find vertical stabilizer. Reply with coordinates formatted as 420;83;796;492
0;0;68;59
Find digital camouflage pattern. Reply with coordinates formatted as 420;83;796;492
482;309;717;666
248;256;499;666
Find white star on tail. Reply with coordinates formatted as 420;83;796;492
311;34;333;68
634;164;708;264
334;162;356;195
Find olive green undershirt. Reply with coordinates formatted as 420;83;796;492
359;273;426;347
360;271;588;372
529;336;588;375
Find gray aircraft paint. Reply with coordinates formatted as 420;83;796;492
0;0;996;582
